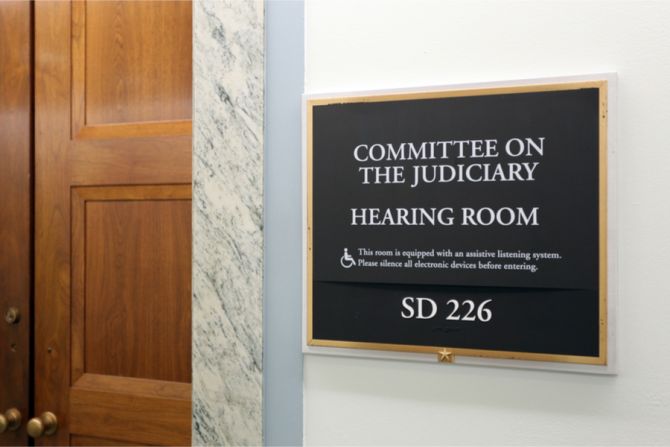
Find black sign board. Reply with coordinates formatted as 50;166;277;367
306;81;608;365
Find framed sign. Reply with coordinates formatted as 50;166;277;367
303;75;616;373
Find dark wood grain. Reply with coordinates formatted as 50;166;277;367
0;2;31;445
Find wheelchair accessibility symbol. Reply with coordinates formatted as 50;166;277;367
340;248;356;268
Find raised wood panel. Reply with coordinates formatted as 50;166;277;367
70;374;191;446
72;186;191;384
72;0;192;139
0;2;31;445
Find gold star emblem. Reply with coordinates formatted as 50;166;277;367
437;348;454;363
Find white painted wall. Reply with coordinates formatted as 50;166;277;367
303;1;670;445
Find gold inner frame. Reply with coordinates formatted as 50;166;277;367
306;81;608;366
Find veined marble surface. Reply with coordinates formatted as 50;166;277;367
192;0;264;445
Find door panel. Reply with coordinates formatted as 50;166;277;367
72;186;191;384
0;2;31;445
82;1;192;125
72;0;192;139
35;1;192;445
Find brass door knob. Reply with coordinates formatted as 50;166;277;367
26;412;57;438
0;408;22;433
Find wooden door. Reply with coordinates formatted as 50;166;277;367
35;1;192;445
0;2;31;445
